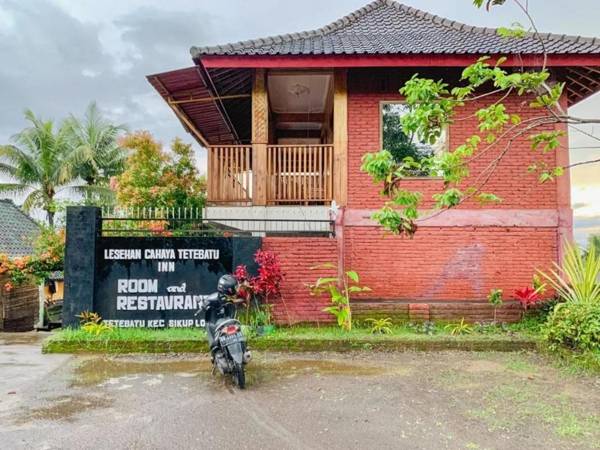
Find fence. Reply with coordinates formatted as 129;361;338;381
100;207;334;237
267;144;334;204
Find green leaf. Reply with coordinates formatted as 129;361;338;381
314;277;339;287
477;192;502;204
346;270;359;283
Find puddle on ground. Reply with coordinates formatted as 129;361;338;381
73;358;210;387
12;394;112;424
73;355;394;389
0;332;48;346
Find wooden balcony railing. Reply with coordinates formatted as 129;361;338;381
267;144;334;204
207;145;252;204
207;144;334;205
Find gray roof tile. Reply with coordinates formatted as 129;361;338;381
191;0;600;57
0;200;40;258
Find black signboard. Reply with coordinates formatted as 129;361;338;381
62;207;261;328
96;237;220;328
95;236;260;328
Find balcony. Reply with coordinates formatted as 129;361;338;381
207;144;334;206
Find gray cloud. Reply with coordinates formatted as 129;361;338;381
1;0;600;241
0;0;214;159
0;1;109;136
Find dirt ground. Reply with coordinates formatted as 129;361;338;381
1;332;599;450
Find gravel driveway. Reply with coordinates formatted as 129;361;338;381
1;333;599;450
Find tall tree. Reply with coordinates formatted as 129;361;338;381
0;110;92;226
588;235;600;255
66;102;126;205
113;131;206;210
67;102;127;186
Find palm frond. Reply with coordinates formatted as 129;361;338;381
538;241;600;304
66;102;127;184
0;183;29;195
0;161;18;177
21;189;44;212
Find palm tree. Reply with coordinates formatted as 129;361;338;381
588;235;600;256
0;110;91;226
66;102;127;194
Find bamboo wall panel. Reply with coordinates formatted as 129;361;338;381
207;145;252;203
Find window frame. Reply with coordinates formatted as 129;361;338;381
379;100;449;180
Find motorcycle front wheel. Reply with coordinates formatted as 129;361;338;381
233;362;245;389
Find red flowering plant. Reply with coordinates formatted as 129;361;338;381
0;227;65;293
233;250;285;327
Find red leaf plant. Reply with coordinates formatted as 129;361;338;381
514;286;543;311
233;250;287;323
233;264;253;302
253;250;284;301
233;250;284;302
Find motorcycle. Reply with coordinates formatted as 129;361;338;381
197;274;251;388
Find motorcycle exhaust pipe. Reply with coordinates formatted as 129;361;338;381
243;351;252;364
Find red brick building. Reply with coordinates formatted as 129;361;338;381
149;0;600;322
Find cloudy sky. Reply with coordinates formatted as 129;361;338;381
0;0;599;242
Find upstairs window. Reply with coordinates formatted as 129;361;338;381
381;102;447;176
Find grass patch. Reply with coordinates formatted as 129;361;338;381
505;354;538;373
501;315;546;336
543;347;600;376
56;327;205;341
43;328;208;354
43;324;538;354
474;383;600;441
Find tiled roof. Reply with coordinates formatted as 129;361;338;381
191;0;600;57
0;200;40;258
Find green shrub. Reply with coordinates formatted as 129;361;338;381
365;317;393;334
543;302;600;352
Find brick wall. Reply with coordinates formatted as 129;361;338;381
344;226;557;302
347;70;560;210
342;69;564;314
262;237;338;324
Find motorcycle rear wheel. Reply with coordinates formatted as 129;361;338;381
234;363;245;389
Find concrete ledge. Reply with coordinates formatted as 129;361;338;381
344;208;560;228
205;206;331;234
352;299;524;323
42;334;539;354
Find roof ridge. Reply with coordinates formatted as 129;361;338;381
388;0;599;46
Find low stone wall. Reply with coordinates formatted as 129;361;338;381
352;299;523;323
0;275;39;332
